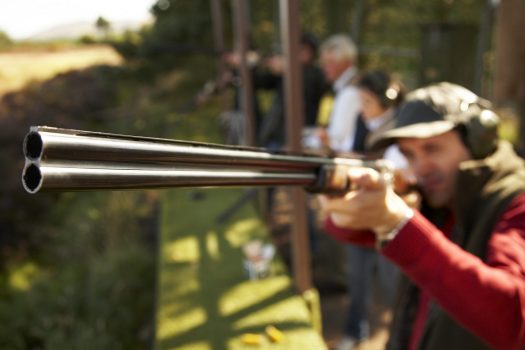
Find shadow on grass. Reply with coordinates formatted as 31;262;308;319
156;188;321;350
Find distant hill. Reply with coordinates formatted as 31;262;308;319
28;20;148;41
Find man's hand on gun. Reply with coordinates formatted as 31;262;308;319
318;166;416;242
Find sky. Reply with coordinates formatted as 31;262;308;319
0;0;157;39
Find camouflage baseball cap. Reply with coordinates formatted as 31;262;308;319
369;82;492;149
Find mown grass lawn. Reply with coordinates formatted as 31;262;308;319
155;188;326;350
0;45;121;96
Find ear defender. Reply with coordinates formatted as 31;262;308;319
358;71;402;109
383;83;400;108
463;109;500;159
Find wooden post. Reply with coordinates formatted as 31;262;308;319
279;0;312;293
210;0;226;90
473;0;496;96
494;0;525;150
232;0;256;146
351;0;365;47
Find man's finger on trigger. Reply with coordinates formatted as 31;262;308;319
347;167;382;190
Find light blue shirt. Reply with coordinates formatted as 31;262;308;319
328;66;361;152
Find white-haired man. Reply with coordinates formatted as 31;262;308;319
318;34;361;153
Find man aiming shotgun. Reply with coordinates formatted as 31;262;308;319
320;82;525;350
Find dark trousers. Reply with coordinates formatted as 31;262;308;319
344;244;400;340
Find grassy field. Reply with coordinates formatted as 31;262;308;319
156;188;326;350
0;45;122;96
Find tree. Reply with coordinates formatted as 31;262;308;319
95;16;112;38
144;0;213;56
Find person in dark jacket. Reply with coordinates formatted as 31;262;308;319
256;32;327;149
319;82;525;350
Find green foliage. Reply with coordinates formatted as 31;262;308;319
0;62;159;348
78;34;97;45
0;65;121;267
110;29;144;60
0;189;157;348
0;30;13;49
130;0;485;88
140;0;213;62
0;242;154;350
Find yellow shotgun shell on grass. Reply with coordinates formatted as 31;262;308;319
265;325;284;343
241;333;264;346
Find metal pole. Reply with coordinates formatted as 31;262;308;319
232;0;256;146
279;0;312;293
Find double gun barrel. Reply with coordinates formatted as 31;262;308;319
22;126;391;194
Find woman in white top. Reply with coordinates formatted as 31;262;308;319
336;70;407;350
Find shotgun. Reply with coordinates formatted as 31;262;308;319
21;126;393;194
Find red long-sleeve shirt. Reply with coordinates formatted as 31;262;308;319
324;194;525;350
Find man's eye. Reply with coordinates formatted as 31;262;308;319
425;145;442;154
400;151;414;161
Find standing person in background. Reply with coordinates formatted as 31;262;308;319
320;82;525;350
299;34;358;261
300;32;330;128
220;49;263;145
358;71;407;165
336;70;407;350
256;32;327;149
252;33;327;254
317;34;360;153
